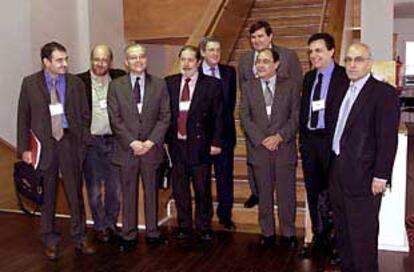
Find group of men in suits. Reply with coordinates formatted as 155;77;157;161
17;18;400;271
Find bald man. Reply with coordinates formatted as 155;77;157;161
77;45;126;242
329;43;400;271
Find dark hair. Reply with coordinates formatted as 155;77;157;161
257;48;280;62
199;36;221;52
40;41;66;61
178;45;201;60
307;32;335;51
249;20;272;36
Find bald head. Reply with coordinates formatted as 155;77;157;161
90;44;113;76
344;43;373;82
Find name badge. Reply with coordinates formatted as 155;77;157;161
99;100;107;110
49;103;64;116
137;103;143;113
180;101;191;111
266;106;272;116
312;99;325;112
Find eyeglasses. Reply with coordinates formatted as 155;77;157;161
344;56;370;64
255;59;274;65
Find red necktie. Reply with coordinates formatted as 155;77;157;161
178;78;191;137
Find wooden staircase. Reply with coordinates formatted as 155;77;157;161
215;0;327;234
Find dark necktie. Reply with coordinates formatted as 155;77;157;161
50;79;64;141
178;78;191;136
264;80;273;107
310;73;323;128
210;67;216;78
133;77;141;104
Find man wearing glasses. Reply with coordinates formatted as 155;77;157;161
329;43;400;272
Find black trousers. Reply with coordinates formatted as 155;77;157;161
171;140;212;231
40;133;86;247
300;131;332;235
329;155;381;272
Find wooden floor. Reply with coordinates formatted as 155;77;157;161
0;212;413;272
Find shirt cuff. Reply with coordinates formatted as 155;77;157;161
373;177;387;183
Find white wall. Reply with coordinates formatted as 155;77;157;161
0;1;32;146
361;0;394;60
394;18;414;64
0;0;126;145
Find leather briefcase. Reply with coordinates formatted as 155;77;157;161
13;161;44;214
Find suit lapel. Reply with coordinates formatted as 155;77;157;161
252;79;269;121
36;71;50;105
171;74;181;118
343;76;374;135
188;74;204;116
141;74;152;116
121;75;137;115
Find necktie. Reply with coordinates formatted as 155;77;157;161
178;78;191;136
264;80;273;107
133;77;141;104
50;79;64;141
210;67;216;78
332;84;357;155
310;73;323;128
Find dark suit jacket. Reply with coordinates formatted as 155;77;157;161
299;63;349;142
334;76;400;196
77;68;126;112
239;76;300;167
199;64;237;147
238;45;303;89
165;73;224;165
17;71;91;170
107;73;171;166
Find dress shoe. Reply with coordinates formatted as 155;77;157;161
145;236;168;246
96;229;110;243
75;240;96;255
260;235;276;247
200;230;213;241
119;238;137;252
244;194;259;208
280;236;298;249
219;218;236;230
174;228;192;240
45;245;58;261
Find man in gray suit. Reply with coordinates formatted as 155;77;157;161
240;48;300;247
107;43;171;251
239;20;303;209
17;41;95;260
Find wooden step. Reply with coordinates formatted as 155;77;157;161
235;25;320;41
254;0;323;9
210;178;307;207
246;15;320;28
169;201;307;234
235;36;309;50
250;5;323;19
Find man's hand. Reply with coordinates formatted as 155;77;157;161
371;178;387;196
210;146;222;155
22;151;32;164
261;134;283;151
130;140;144;155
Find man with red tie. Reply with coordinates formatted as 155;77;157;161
165;45;224;241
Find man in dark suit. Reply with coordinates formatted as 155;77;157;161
77;45;125;242
238;20;303;208
299;33;348;256
199;36;237;230
17;41;95;260
107;43;171;251
330;43;400;271
165;45;223;241
240;48;300;247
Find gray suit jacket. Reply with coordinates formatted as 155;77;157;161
107;73;171;166
240;76;300;167
238;45;303;89
17;71;90;170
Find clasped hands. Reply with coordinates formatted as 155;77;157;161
261;134;283;151
130;140;154;156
